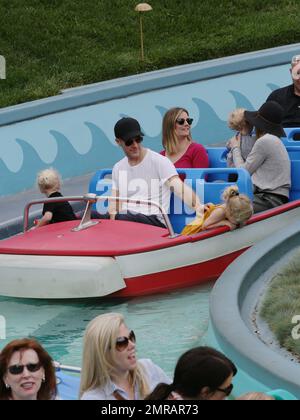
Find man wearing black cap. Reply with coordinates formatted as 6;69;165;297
229;101;291;213
266;55;300;138
108;117;203;227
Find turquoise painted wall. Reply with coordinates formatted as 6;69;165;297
0;63;291;197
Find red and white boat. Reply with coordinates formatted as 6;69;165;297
0;157;300;299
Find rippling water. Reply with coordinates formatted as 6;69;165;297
0;283;212;376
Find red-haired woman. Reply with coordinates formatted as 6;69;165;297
0;338;57;400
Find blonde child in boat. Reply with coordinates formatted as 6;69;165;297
35;168;76;228
226;108;256;168
181;186;253;235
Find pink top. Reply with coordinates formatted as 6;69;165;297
160;142;209;169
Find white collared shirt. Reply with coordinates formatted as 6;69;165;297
80;359;171;400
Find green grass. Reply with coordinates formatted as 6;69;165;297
0;0;300;107
260;249;300;357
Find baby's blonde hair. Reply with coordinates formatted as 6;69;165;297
37;168;61;194
222;185;253;226
228;108;247;131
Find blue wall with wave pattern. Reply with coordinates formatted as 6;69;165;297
0;64;290;196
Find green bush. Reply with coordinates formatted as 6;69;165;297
260;249;300;357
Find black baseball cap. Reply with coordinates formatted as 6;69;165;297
114;117;144;141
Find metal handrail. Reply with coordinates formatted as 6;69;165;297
54;361;81;374
100;195;178;238
23;196;90;233
23;193;179;238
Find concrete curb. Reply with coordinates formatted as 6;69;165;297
210;220;300;398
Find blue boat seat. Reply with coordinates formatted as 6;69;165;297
170;168;253;233
89;169;113;214
89;167;253;234
281;127;300;146
207;146;300;203
207;147;228;169
290;160;300;201
56;371;80;401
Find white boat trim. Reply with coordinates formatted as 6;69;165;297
0;255;126;299
116;207;300;278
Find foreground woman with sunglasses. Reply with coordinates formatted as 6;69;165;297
80;313;171;400
0;338;57;400
161;107;209;170
145;347;237;401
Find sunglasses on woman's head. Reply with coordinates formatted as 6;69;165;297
8;363;42;375
116;330;136;352
124;137;143;147
216;383;233;397
176;118;194;126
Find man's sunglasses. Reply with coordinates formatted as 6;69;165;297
292;55;300;65
176;118;194;126
216;383;233;397
8;363;42;375
116;330;136;352
124;137;143;147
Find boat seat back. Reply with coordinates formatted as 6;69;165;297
207;147;228;182
89;169;113;215
207;147;228;168
89;168;253;233
290;160;300;201
206;145;300;203
281;127;300;146
169;168;253;233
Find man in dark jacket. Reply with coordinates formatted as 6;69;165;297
267;55;300;139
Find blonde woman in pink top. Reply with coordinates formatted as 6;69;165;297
160;107;209;170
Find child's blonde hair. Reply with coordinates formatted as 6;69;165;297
228;108;248;131
37;168;61;194
222;185;253;227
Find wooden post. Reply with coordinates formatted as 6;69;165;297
140;13;144;61
135;3;152;62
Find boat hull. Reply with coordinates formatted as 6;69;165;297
0;202;300;299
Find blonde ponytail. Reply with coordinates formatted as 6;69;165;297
222;186;253;226
222;185;239;202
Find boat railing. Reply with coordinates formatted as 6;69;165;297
54;361;81;374
23;194;179;239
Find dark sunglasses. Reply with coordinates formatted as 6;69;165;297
116;330;136;352
176;118;193;126
8;363;42;375
216;383;233;397
124;137;143;147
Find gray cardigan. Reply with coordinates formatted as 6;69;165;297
232;134;291;198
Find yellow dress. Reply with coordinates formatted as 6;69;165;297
181;204;221;236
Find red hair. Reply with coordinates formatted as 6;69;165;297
0;338;57;400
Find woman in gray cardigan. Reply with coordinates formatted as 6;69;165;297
229;101;291;213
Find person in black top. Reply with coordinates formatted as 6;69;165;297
35;168;76;228
267;55;300;139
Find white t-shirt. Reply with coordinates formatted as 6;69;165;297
112;149;178;222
